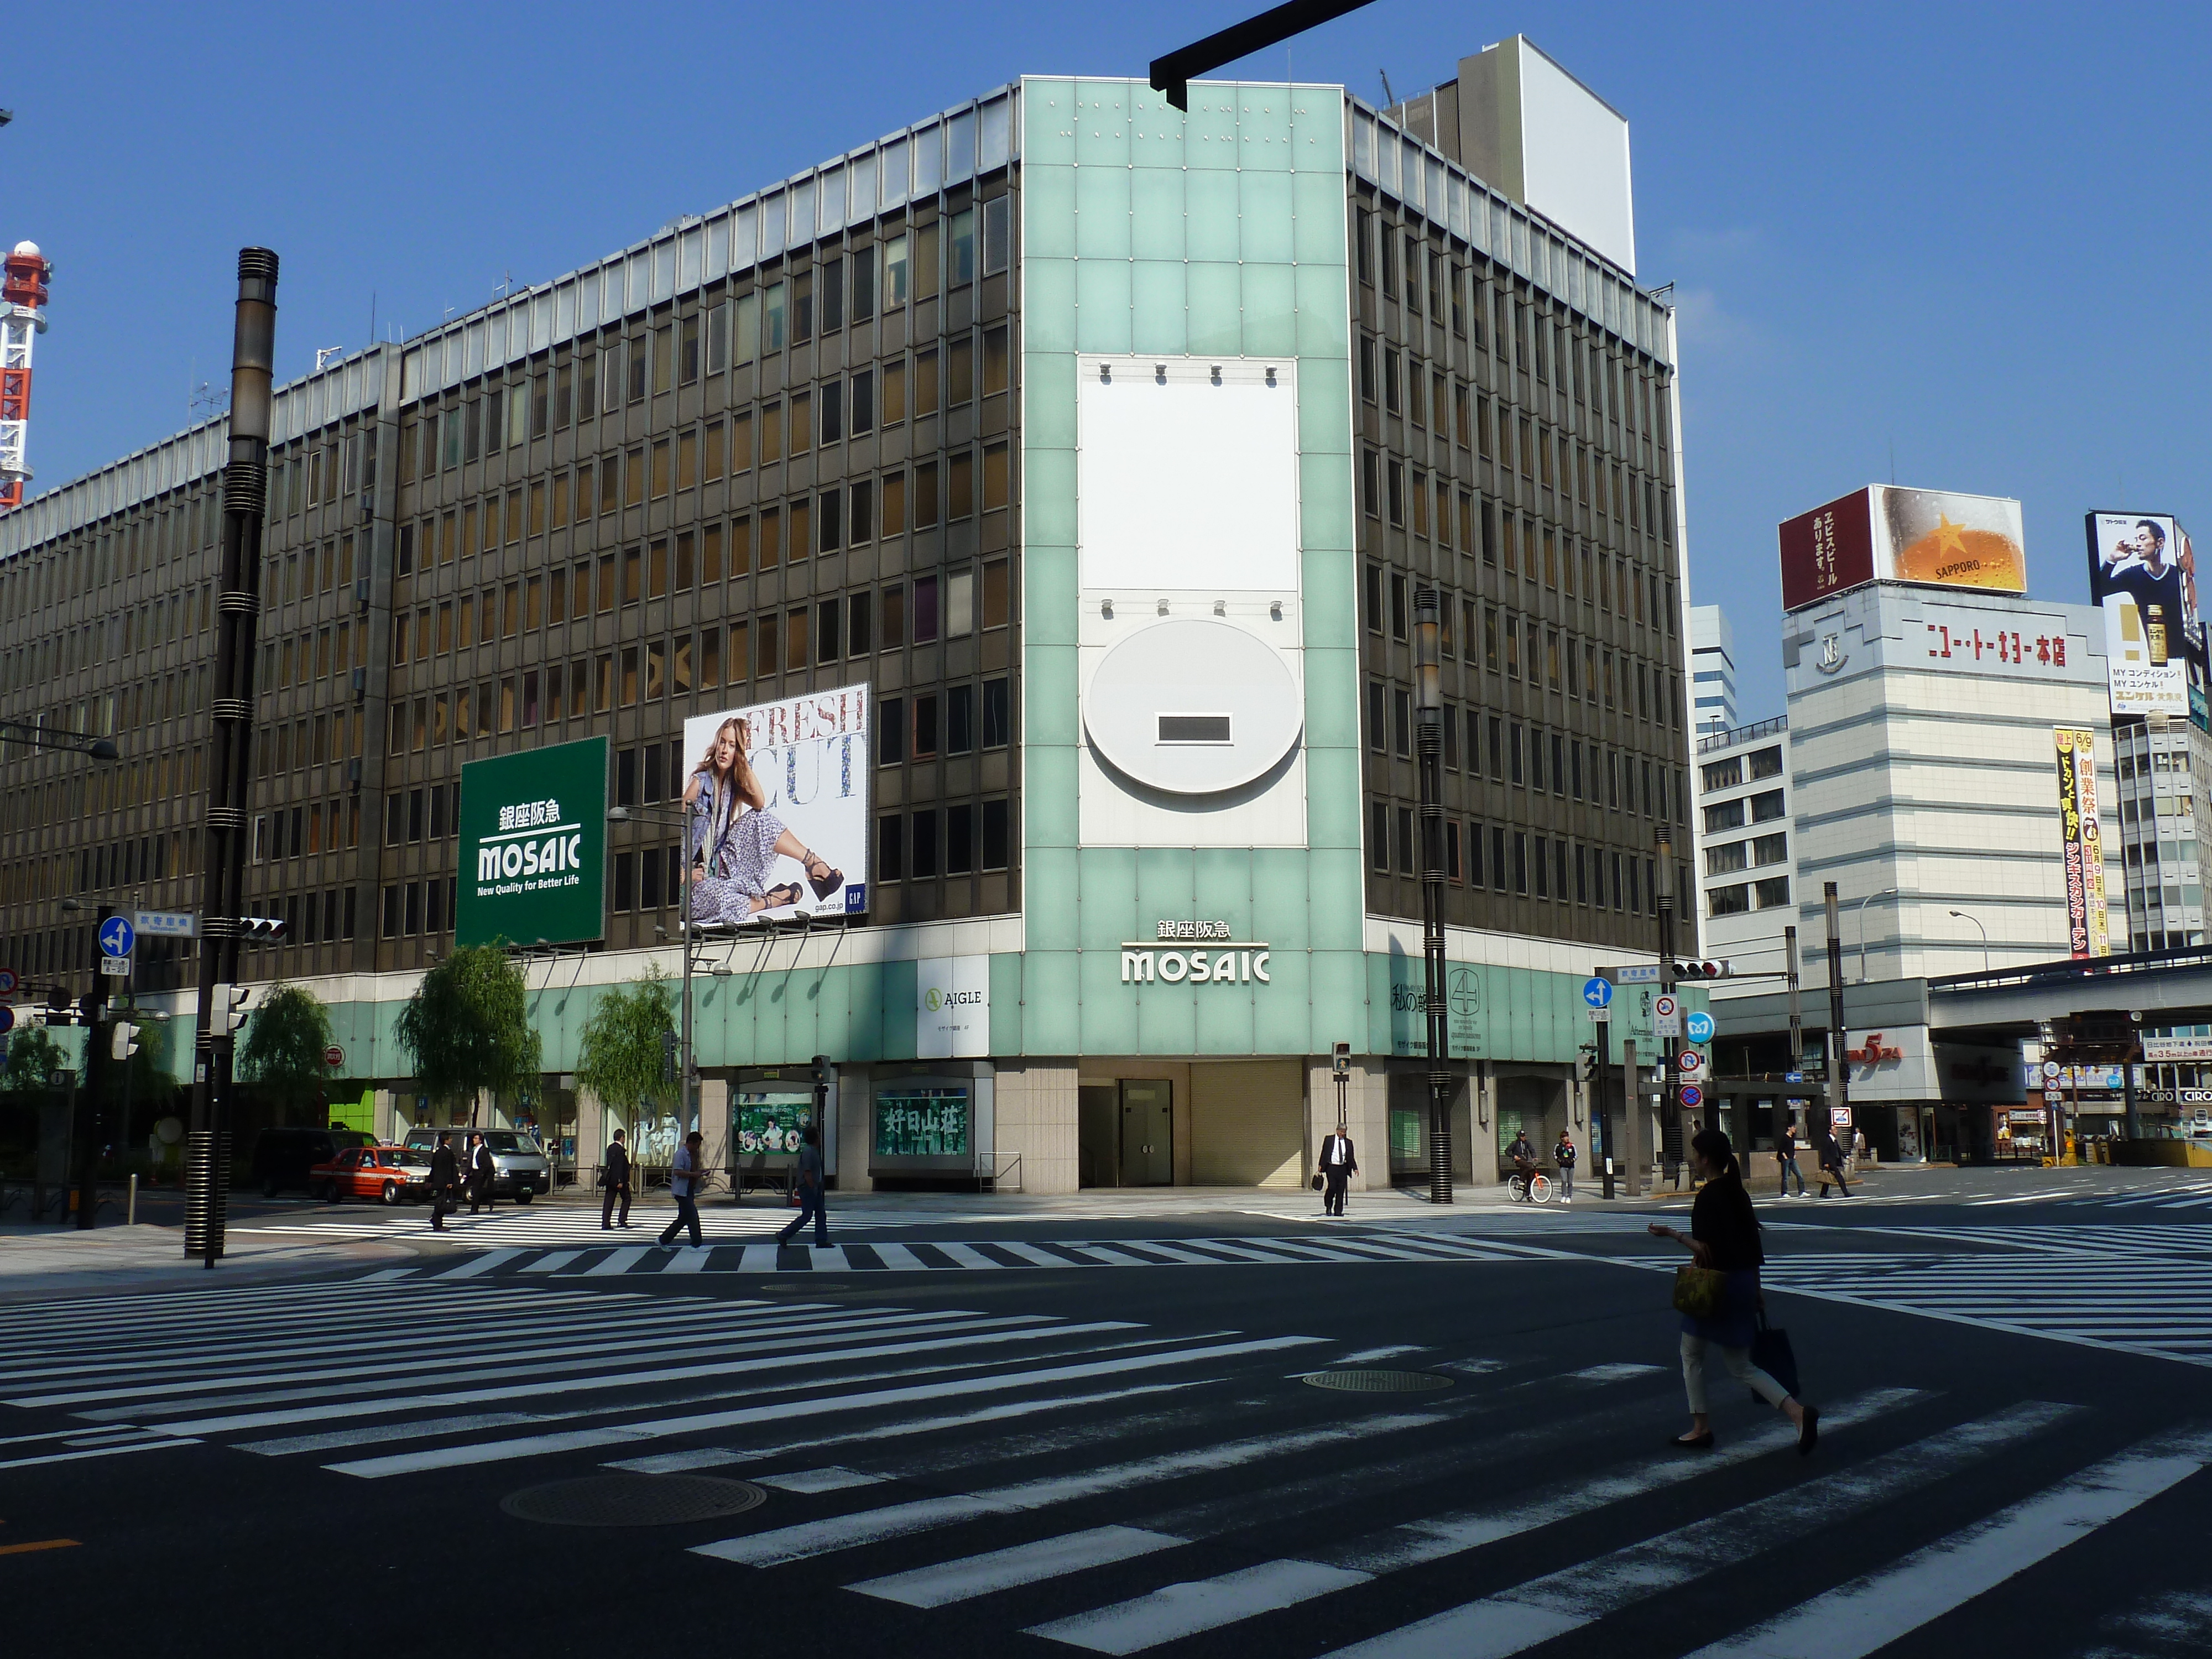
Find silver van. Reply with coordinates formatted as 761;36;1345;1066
401;1127;551;1202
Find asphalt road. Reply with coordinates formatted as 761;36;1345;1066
6;1178;2211;1658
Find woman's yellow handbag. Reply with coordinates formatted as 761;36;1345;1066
1672;1264;1726;1318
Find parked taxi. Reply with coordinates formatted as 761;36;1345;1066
310;1144;429;1206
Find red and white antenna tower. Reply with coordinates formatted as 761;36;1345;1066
0;240;53;513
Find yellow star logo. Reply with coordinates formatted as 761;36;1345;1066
1933;515;1969;558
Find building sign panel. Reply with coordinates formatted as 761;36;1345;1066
873;1086;971;1159
2053;727;2112;959
1780;486;2025;612
917;954;990;1060
456;737;607;948
2087;512;2203;728
682;686;869;926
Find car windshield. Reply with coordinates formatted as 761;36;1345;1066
482;1133;539;1154
392;1149;432;1169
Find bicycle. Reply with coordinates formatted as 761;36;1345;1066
1505;1168;1554;1204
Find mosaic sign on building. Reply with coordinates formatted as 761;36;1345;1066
455;737;608;948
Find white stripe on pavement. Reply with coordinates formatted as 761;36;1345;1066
757;1466;887;1494
854;1526;1188;1609
441;1248;528;1277
1685;1423;2212;1659
1032;1560;1375;1652
585;1247;650;1276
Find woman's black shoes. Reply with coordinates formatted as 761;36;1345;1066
1797;1405;1820;1457
1672;1431;1715;1449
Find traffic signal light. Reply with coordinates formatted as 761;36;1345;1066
112;1020;140;1061
1674;959;1731;981
1578;1050;1599;1084
215;984;252;1035
1332;1041;1352;1079
660;1029;680;1085
239;916;288;943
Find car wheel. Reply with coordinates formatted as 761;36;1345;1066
381;1181;400;1206
262;1178;280;1199
325;1181;342;1203
515;1187;535;1205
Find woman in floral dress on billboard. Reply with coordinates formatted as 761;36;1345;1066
685;716;842;924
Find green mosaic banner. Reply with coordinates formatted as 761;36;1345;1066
456;737;608;948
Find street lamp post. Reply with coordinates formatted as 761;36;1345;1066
1948;909;1990;973
1855;887;1900;983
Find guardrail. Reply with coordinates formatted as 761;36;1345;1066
978;1152;1024;1193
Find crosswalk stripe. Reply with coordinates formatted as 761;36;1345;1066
852;1526;1188;1609
697;1406;1443;1569
933;1243;1001;1269
440;1248;528;1277
869;1243;928;1271
1686;1424;2212;1659
666;1245;712;1273
337;1333;1328;1479
1297;1401;2078;1659
1035;1559;1375;1651
585;1246;650;1276
757;1466;886;1494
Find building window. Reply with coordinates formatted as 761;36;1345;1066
1702;756;1743;792
1397;806;1416;876
1708;883;1750;918
1371;801;1390;872
1749;789;1786;824
1707;840;1748;876
1754;877;1792;910
1750;831;1788;868
1704;799;1745;833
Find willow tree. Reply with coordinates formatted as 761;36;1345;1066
394;943;541;1124
575;965;678;1132
1;1025;66;1094
237;983;335;1123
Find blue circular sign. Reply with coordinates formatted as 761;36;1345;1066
1680;1083;1703;1109
0;1005;13;1036
1582;977;1613;1010
98;916;136;958
1685;1010;1715;1044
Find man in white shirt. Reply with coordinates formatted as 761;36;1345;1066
1318;1127;1357;1217
658;1130;707;1248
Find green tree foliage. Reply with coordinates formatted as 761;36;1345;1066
1;1025;66;1093
236;984;336;1119
395;943;542;1122
575;965;678;1123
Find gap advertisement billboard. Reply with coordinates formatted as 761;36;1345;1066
2086;512;2204;729
456;736;608;948
1778;486;2026;612
682;686;868;925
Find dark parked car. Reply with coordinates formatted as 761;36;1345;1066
251;1126;375;1198
399;1127;551;1201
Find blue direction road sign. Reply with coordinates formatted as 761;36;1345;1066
1785;1071;1804;1084
1680;1083;1703;1110
1685;1010;1715;1044
98;915;135;958
1582;977;1614;1010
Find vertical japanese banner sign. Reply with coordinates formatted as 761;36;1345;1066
2053;727;2110;958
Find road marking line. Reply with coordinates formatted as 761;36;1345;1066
757;1465;886;1494
855;1526;1189;1608
867;1243;929;1271
0;1538;81;1555
584;1246;650;1276
0;1438;201;1470
1033;1558;1375;1651
439;1248;529;1277
1685;1423;2212;1659
665;1246;712;1273
737;1243;779;1274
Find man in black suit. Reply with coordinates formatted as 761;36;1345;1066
1317;1126;1357;1217
466;1132;497;1214
601;1128;633;1229
428;1132;460;1232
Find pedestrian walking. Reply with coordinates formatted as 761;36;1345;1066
778;1123;831;1247
658;1130;708;1247
465;1132;497;1213
427;1131;460;1231
1317;1125;1357;1217
1777;1121;1807;1198
599;1128;633;1229
1553;1128;1577;1202
1815;1122;1853;1198
1648;1128;1819;1454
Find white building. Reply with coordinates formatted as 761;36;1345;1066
1694;715;1792;997
1783;582;2122;990
1690;604;1739;738
2106;721;2208;951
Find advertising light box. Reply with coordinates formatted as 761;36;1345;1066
1779;486;2026;612
682;685;869;925
456;736;608;948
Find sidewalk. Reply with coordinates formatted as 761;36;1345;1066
0;1223;411;1303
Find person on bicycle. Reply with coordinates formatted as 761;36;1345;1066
1506;1130;1538;1200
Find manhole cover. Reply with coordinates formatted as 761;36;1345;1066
1302;1369;1455;1394
500;1472;766;1527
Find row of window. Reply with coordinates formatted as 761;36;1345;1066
1367;693;1686;824
876;800;1010;881
1702;790;1786;834
248;886;360;948
1705;832;1788;877
1368;799;1666;913
877;679;1010;763
253;797;363;862
1698;744;1785;792
1708;877;1791;917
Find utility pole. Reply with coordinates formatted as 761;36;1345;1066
1621;1039;1641;1197
1656;828;1680;1185
1592;1027;1615;1199
1414;588;1452;1203
1823;881;1849;1149
187;249;278;1267
1785;922;1804;1142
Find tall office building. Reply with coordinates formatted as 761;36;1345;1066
1689;603;1738;737
0;55;1694;1192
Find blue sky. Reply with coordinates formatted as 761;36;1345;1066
8;2;2208;717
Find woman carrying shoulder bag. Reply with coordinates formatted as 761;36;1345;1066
1648;1127;1819;1455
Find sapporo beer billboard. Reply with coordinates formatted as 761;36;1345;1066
2085;511;2204;728
2052;727;2111;959
682;685;868;924
1778;486;2026;612
456;736;608;948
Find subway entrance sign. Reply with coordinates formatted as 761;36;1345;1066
456;737;608;949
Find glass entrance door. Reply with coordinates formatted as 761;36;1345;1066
1118;1081;1173;1186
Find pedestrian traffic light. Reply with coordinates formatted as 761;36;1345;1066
215;984;252;1035
238;915;288;943
1331;1041;1351;1079
1675;959;1731;981
111;1020;140;1061
1578;1050;1598;1084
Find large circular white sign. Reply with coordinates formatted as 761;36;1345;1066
1084;619;1303;795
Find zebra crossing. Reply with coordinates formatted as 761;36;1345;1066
5;1274;2210;1655
353;1230;1554;1282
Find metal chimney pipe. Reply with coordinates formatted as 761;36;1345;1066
186;248;277;1267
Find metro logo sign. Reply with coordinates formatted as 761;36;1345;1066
456;737;607;949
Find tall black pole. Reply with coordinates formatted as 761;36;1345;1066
1823;880;1848;1150
1595;1021;1615;1200
1656;828;1680;1185
186;248;278;1267
1415;588;1452;1203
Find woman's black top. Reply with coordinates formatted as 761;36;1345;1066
1689;1171;1764;1271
